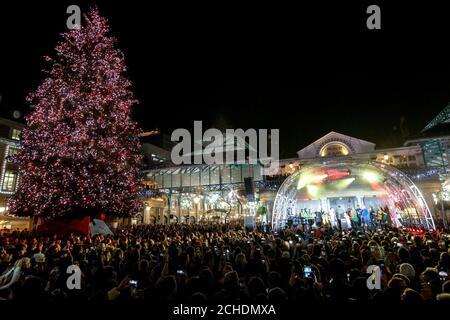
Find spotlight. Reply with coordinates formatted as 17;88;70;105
306;184;319;197
362;171;380;183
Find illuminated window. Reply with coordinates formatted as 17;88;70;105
2;170;17;192
11;129;21;141
320;143;350;157
181;170;190;187
231;166;242;183
151;154;165;163
172;173;181;187
221;166;231;184
201;168;210;185
253;164;263;181
191;168;200;186
210;166;220;184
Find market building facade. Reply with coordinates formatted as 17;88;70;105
141;126;445;229
2;103;450;231
0;118;30;230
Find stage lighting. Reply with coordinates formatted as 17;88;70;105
306;184;319;197
297;175;309;190
297;172;328;190
334;177;355;189
362;171;380;183
327;169;350;180
313;174;328;183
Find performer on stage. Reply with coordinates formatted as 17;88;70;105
329;207;337;230
391;206;403;228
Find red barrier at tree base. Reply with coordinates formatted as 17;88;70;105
35;216;90;235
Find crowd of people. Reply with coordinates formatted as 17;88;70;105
296;205;413;232
0;222;449;303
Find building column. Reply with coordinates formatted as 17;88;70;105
195;203;199;224
177;193;181;223
162;208;168;225
166;192;172;225
144;206;151;224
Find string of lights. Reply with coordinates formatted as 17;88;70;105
7;9;143;218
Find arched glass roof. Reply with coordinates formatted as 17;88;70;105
272;159;435;230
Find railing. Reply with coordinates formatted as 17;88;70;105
401;167;441;181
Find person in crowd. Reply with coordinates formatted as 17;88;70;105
355;206;362;227
401;288;423;303
0;257;31;291
344;209;351;230
369;207;376;229
382;209;389;227
336;206;344;231
329;208;337;230
377;207;383;227
348;208;355;229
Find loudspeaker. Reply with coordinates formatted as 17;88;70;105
244;177;255;202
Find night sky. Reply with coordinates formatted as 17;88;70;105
1;1;450;158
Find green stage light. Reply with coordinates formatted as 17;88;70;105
334;177;356;189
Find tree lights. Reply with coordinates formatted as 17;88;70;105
8;9;143;218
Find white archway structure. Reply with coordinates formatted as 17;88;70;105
272;159;435;230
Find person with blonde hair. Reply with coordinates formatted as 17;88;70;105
0;257;31;291
401;288;423;302
234;252;247;273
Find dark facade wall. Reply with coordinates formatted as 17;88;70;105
0;124;10;139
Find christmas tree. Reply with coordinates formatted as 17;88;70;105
8;9;143;219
